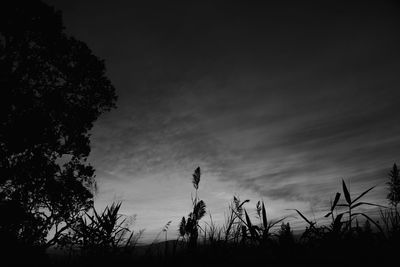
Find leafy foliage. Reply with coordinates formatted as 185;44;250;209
0;0;116;248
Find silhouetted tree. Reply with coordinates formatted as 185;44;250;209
0;0;116;250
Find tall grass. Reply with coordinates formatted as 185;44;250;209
291;179;385;244
178;167;206;249
60;202;142;259
43;164;400;266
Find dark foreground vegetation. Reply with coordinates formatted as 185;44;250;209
1;1;400;266
2;164;400;267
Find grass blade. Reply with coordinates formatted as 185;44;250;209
332;192;341;211
268;217;287;229
350;202;386;209
244;209;257;239
238;199;250;209
342;179;351;205
332;213;344;231
244;209;253;229
351;186;376;204
262;201;268;229
289;209;315;228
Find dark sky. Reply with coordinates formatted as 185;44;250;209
46;0;400;241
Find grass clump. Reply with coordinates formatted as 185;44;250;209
6;164;400;267
178;167;206;249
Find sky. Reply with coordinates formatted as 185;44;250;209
46;0;400;243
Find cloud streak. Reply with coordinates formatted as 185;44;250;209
48;0;400;239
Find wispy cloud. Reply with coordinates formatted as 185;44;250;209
52;0;400;239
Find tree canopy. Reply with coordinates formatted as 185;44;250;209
0;0;117;248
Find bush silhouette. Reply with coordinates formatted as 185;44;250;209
62;202;140;259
